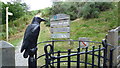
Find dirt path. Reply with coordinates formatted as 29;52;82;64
15;40;28;66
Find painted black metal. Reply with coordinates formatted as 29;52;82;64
37;40;102;44
85;47;88;68
77;48;80;68
28;48;37;68
98;45;101;68
92;46;95;68
103;39;107;68
109;48;114;68
68;49;71;68
28;39;114;68
57;51;60;68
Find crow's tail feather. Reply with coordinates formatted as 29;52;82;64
23;50;29;58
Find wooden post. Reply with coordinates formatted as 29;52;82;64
106;29;118;67
6;7;8;41
6;7;13;41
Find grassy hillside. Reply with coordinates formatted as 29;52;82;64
71;8;118;42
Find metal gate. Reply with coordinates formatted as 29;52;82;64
28;39;114;68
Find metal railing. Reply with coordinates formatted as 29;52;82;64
29;39;114;68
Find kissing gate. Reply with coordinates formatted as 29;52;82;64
28;39;114;68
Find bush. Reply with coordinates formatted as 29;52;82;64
2;1;29;24
49;2;83;20
80;2;112;19
81;3;100;19
95;2;113;11
44;18;50;27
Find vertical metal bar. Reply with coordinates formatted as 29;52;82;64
77;48;80;68
57;51;60;68
103;39;108;68
98;45;101;68
52;41;54;67
103;47;107;68
52;41;54;54
109;49;113;68
45;58;49;68
68;49;71;68
28;56;37;68
85;47;88;68
79;41;80;48
92;46;95;68
45;56;49;68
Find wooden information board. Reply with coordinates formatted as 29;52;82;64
50;14;70;38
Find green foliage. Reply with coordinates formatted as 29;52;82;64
118;2;120;26
42;2;112;21
41;7;51;18
0;14;33;40
0;1;2;25
2;1;29;24
80;2;112;19
28;10;40;16
44;19;50;27
81;3;100;19
50;2;83;20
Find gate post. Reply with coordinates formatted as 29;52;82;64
28;48;37;68
106;29;118;67
0;41;15;68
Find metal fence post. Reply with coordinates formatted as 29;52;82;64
28;48;37;68
28;54;37;68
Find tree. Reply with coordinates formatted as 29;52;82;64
2;1;29;24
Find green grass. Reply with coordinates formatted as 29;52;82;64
9;38;22;47
71;6;118;42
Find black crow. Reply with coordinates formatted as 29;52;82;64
21;17;46;58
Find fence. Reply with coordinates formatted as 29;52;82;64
29;39;114;68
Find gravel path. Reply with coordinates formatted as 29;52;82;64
15;40;28;66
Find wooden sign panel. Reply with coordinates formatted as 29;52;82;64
51;27;70;33
50;14;70;21
50;20;69;27
51;33;70;38
50;14;70;38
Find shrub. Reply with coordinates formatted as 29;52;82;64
95;2;113;11
80;2;112;19
44;18;50;27
81;3;99;19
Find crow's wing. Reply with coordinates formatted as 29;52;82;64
21;24;40;53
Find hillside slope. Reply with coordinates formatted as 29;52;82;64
70;6;118;42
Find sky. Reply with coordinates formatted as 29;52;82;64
1;0;53;11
